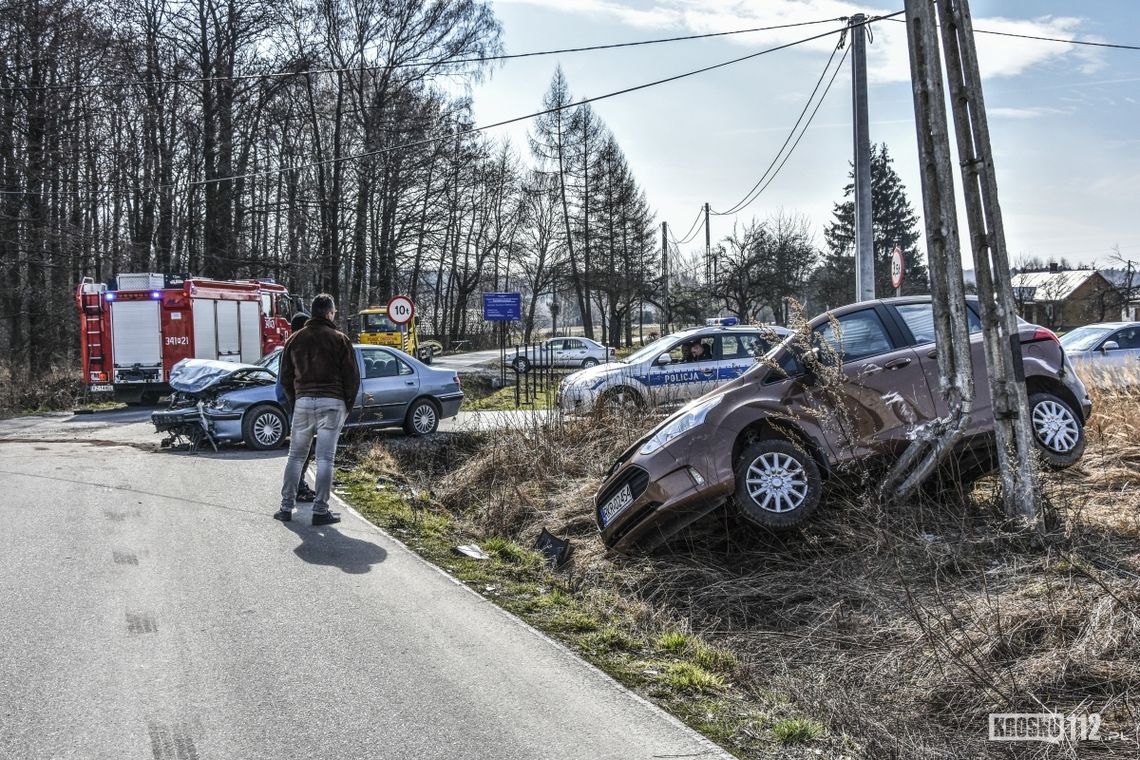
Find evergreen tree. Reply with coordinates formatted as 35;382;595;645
815;143;927;311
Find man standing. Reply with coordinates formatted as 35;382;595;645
276;311;317;503
273;294;360;525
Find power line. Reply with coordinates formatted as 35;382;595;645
711;30;846;217
177;18;877;191
670;206;705;247
0;17;848;93
881;17;1140;51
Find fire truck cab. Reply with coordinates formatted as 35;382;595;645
77;273;295;404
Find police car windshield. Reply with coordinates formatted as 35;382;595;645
624;334;688;364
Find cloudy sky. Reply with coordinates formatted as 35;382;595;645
466;0;1140;273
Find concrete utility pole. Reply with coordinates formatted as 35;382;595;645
661;222;669;335
851;13;875;302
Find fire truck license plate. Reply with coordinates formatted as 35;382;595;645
89;384;113;393
600;484;634;526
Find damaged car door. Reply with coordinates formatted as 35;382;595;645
356;347;420;426
812;306;937;464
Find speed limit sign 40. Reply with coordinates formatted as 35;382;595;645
387;295;415;324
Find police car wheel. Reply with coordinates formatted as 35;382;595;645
597;386;643;414
582;358;599;368
243;405;288;450
733;439;822;531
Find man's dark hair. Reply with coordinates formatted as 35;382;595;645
311;294;335;319
290;312;310;332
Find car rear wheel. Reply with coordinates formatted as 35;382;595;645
243;404;287;450
734;439;822;530
512;356;531;373
1028;392;1085;469
582;357;599;368
404;399;439;436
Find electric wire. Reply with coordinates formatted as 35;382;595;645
670;206;705;247
0;17;848;93
710;32;845;217
881;17;1140;51
175;17;881;191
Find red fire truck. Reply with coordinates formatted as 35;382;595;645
76;273;297;404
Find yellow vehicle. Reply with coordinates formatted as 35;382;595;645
351;306;433;363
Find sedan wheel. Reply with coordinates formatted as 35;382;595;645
512;356;531;374
1028;392;1085;469
242;405;287;450
734;439;822;530
582;357;599;368
404;399;439;436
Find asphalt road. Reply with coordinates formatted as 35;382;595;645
0;410;726;760
429;348;504;372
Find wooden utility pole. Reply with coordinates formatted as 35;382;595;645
884;0;975;499
937;0;1039;520
851;14;875;302
704;202;711;284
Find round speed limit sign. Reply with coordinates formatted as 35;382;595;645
387;295;415;324
890;246;905;290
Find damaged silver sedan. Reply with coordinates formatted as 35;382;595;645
152;345;464;451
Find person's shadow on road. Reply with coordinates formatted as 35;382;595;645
283;519;387;574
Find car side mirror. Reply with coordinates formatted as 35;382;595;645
656;353;672;366
1101;340;1120;352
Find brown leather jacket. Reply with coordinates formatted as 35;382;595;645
279;316;360;411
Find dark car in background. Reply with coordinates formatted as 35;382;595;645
595;296;1092;552
152;345;463;450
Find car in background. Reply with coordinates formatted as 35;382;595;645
510;336;615;372
594;297;1092;552
557;323;792;413
1060;322;1140;387
152;345;463;450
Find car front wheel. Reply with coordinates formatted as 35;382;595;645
243;404;288;450
1028;392;1085;469
734;439;822;530
404;399;439;436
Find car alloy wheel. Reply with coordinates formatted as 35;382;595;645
243;405;287;450
733;439;822;530
582;358;599;368
405;400;439;436
1027;392;1085;469
513;356;530;373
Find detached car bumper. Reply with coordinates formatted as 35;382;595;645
152;407;244;442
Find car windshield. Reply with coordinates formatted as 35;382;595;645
362;313;396;332
1060;326;1113;351
624;334;688;364
255;350;281;375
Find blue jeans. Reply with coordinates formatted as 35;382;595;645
280;397;346;514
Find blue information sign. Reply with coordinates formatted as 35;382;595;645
483;292;521;321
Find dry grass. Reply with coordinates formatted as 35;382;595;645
0;362;93;415
355;373;1140;758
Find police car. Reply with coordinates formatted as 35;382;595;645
556;318;792;413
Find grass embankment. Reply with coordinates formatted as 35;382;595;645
337;382;1139;759
461;384;558;411
0;364;121;416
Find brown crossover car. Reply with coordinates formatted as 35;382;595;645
595;297;1093;552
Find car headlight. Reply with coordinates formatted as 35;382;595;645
639;395;721;455
205;397;232;411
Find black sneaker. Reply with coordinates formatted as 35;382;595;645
311;511;341;526
296;483;317;502
273;509;293;522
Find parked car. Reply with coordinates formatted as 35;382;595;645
594;297;1092;552
152;345;463;450
1060;321;1140;387
510;337;615;372
557;324;792;413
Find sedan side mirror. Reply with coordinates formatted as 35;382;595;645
1101;340;1120;352
656;353;672;366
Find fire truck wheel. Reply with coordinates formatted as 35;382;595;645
243;405;288;450
140;391;161;406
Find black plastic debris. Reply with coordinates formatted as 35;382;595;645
454;544;491;560
534;528;573;569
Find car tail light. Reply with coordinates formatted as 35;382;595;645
1032;327;1060;345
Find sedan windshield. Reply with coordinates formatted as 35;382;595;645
624;334;682;364
1060;326;1113;351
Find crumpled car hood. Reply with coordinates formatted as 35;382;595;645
169;358;271;394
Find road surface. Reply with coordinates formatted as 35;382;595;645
0;410;726;760
430;348;504;372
